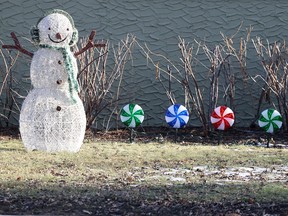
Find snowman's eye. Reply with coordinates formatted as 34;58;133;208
67;28;69;31
48;27;51;30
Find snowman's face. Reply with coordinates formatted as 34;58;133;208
38;13;74;47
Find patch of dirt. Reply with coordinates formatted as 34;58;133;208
2;126;288;147
0;127;20;141
1;185;288;215
90;126;288;148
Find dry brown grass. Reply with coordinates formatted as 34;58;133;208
0;139;287;215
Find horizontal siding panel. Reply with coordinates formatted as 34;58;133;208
1;0;288;128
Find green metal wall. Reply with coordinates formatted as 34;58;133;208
1;0;288;128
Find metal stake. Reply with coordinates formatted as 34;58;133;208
129;128;134;143
217;131;223;145
267;134;271;148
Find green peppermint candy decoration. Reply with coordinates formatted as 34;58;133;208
120;104;144;128
258;109;282;133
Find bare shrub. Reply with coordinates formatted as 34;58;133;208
0;41;21;127
193;25;251;131
177;37;208;133
252;37;288;131
136;25;250;135
77;34;136;131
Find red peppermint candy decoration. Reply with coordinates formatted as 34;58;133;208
210;106;235;130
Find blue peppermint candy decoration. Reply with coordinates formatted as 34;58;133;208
165;104;189;128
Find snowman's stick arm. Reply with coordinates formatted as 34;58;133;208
74;30;106;57
2;32;33;58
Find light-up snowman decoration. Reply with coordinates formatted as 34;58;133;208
3;9;103;152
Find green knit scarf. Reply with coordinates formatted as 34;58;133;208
39;44;79;103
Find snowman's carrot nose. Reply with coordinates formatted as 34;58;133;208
56;33;62;40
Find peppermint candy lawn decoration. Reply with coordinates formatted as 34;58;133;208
210;106;234;130
258;109;282;133
165;104;189;128
120;104;144;128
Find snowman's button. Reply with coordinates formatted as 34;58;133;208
56;79;62;85
56;106;62;111
58;60;62;65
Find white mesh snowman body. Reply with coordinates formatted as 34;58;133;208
19;10;86;152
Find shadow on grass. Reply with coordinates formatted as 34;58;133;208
0;181;287;215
